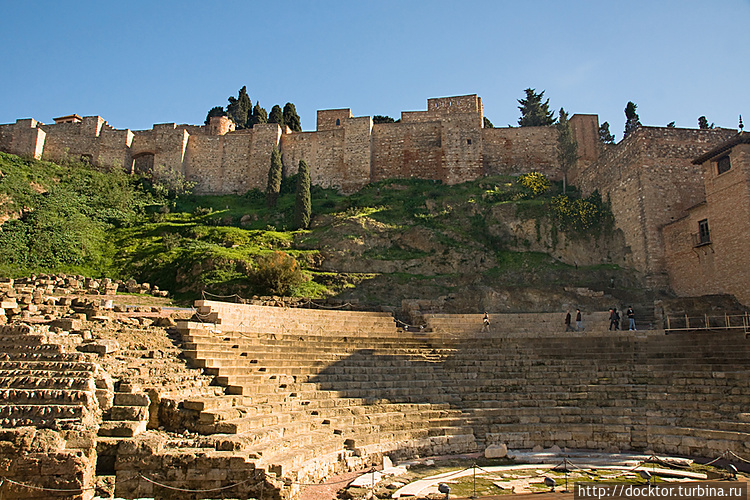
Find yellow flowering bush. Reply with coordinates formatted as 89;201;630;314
518;172;551;198
551;190;613;235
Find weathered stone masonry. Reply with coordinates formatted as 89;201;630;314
0;95;594;195
1;93;746;304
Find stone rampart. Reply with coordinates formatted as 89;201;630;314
573;127;737;285
482;126;559;178
0;94;602;196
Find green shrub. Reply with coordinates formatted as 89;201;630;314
550;190;613;235
250;251;305;295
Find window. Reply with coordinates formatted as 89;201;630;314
717;155;731;175
336;119;340;126
698;219;711;245
467;138;472;145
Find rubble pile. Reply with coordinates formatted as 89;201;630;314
0;274;170;327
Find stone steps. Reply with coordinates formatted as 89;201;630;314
0;388;96;405
0;375;96;391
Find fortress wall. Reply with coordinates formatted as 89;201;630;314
96;127;133;170
38;117;107;163
371;122;443;182
185;134;226;193
131;124;190;175
0;122;36;157
440;113;484;184
317;109;353;131
281;129;346;189
665;143;750;306
568;114;601;181
576;127;737;283
341;116;374;193
245;123;282;193
0;123;12;152
2;119;46;159
427;94;483;114
482;126;559;178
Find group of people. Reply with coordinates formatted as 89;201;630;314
481;308;638;333
608;306;636;331
565;307;637;331
564;309;585;331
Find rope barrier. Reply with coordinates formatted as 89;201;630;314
0;476;95;493
201;291;243;301
138;473;256;493
395;318;425;331
302;298;355;310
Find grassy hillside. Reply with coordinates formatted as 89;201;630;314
0;152;635;309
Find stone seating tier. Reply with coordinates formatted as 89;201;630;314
164;301;750;497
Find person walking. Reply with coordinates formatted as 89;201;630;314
481;311;491;332
575;308;584;331
627;307;636;330
565;310;574;332
609;308;618;331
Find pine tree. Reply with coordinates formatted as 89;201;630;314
226;86;252;130
483;116;494;129
599;122;615;144
624;101;641;138
283;103;302;132
373;115;395;124
294;160;311;230
557;108;578;194
266;146;283;208
249;103;268;128
518;88;555;127
204;106;226;126
268;105;284;126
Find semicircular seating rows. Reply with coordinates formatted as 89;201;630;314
150;300;750;499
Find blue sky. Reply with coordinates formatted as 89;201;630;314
1;1;748;140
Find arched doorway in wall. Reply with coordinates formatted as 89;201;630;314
131;152;155;175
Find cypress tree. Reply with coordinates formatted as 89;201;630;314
266;146;283;208
283;103;302;132
556;108;578;194
268;105;284;126
599;122;615;144
624;101;641;138
294;160;311;230
226;86;252;130
249;103;268;128
518;88;555;127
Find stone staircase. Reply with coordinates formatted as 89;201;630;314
149;300;750;498
0;324;103;499
433;330;750;456
175;303;475;481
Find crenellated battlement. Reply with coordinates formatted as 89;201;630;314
0;94;599;195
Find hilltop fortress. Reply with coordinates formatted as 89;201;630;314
0;95;591;194
1;94;748;305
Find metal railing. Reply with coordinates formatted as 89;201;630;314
665;312;750;333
